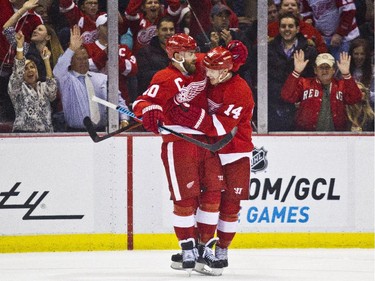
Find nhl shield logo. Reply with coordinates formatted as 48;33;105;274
251;147;268;173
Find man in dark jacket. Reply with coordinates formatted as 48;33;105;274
195;3;253;89
135;16;175;99
268;13;318;131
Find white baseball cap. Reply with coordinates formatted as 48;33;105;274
96;14;107;27
315;53;335;67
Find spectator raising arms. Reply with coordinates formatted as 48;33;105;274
53;25;129;132
9;30;57;133
281;50;362;131
3;1;64;81
0;0;43;124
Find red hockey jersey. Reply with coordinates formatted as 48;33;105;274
202;74;254;161
84;41;138;103
132;54;208;142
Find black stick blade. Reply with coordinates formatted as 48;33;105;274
83;116;100;143
84;116;141;143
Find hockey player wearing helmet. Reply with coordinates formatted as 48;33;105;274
168;41;255;269
132;33;225;275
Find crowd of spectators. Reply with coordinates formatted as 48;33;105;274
0;0;373;133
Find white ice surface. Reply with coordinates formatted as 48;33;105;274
0;249;373;281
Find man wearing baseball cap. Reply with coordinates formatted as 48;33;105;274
195;2;252;91
280;50;362;131
83;14;138;105
195;3;245;53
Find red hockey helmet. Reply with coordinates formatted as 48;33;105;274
203;46;233;70
166;33;197;59
227;40;248;72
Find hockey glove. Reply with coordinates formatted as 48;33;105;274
142;105;164;134
169;103;207;130
227;40;248;72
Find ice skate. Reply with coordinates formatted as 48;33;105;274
170;252;183;270
215;245;228;267
194;238;224;276
170;249;198;271
176;238;198;276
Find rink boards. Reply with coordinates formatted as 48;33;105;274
0;134;374;252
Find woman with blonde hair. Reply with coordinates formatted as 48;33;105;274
346;82;374;132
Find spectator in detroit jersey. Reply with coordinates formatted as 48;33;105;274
84;14;138;105
122;0;181;55
168;41;254;269
300;0;360;60
58;0;125;44
281;50;362;131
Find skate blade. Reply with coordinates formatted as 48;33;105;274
170;261;183;271
184;268;193;276
194;262;223;276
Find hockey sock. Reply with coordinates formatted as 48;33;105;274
217;199;241;248
173;197;199;241
197;191;221;244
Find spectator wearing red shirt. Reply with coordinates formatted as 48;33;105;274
281;50;362;131
123;0;181;54
84;14;138;105
59;0;124;44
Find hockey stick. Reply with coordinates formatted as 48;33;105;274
90;96;237;152
185;0;211;48
83;117;142;143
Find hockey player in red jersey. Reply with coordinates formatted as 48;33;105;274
132;33;225;275
168;41;255;268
